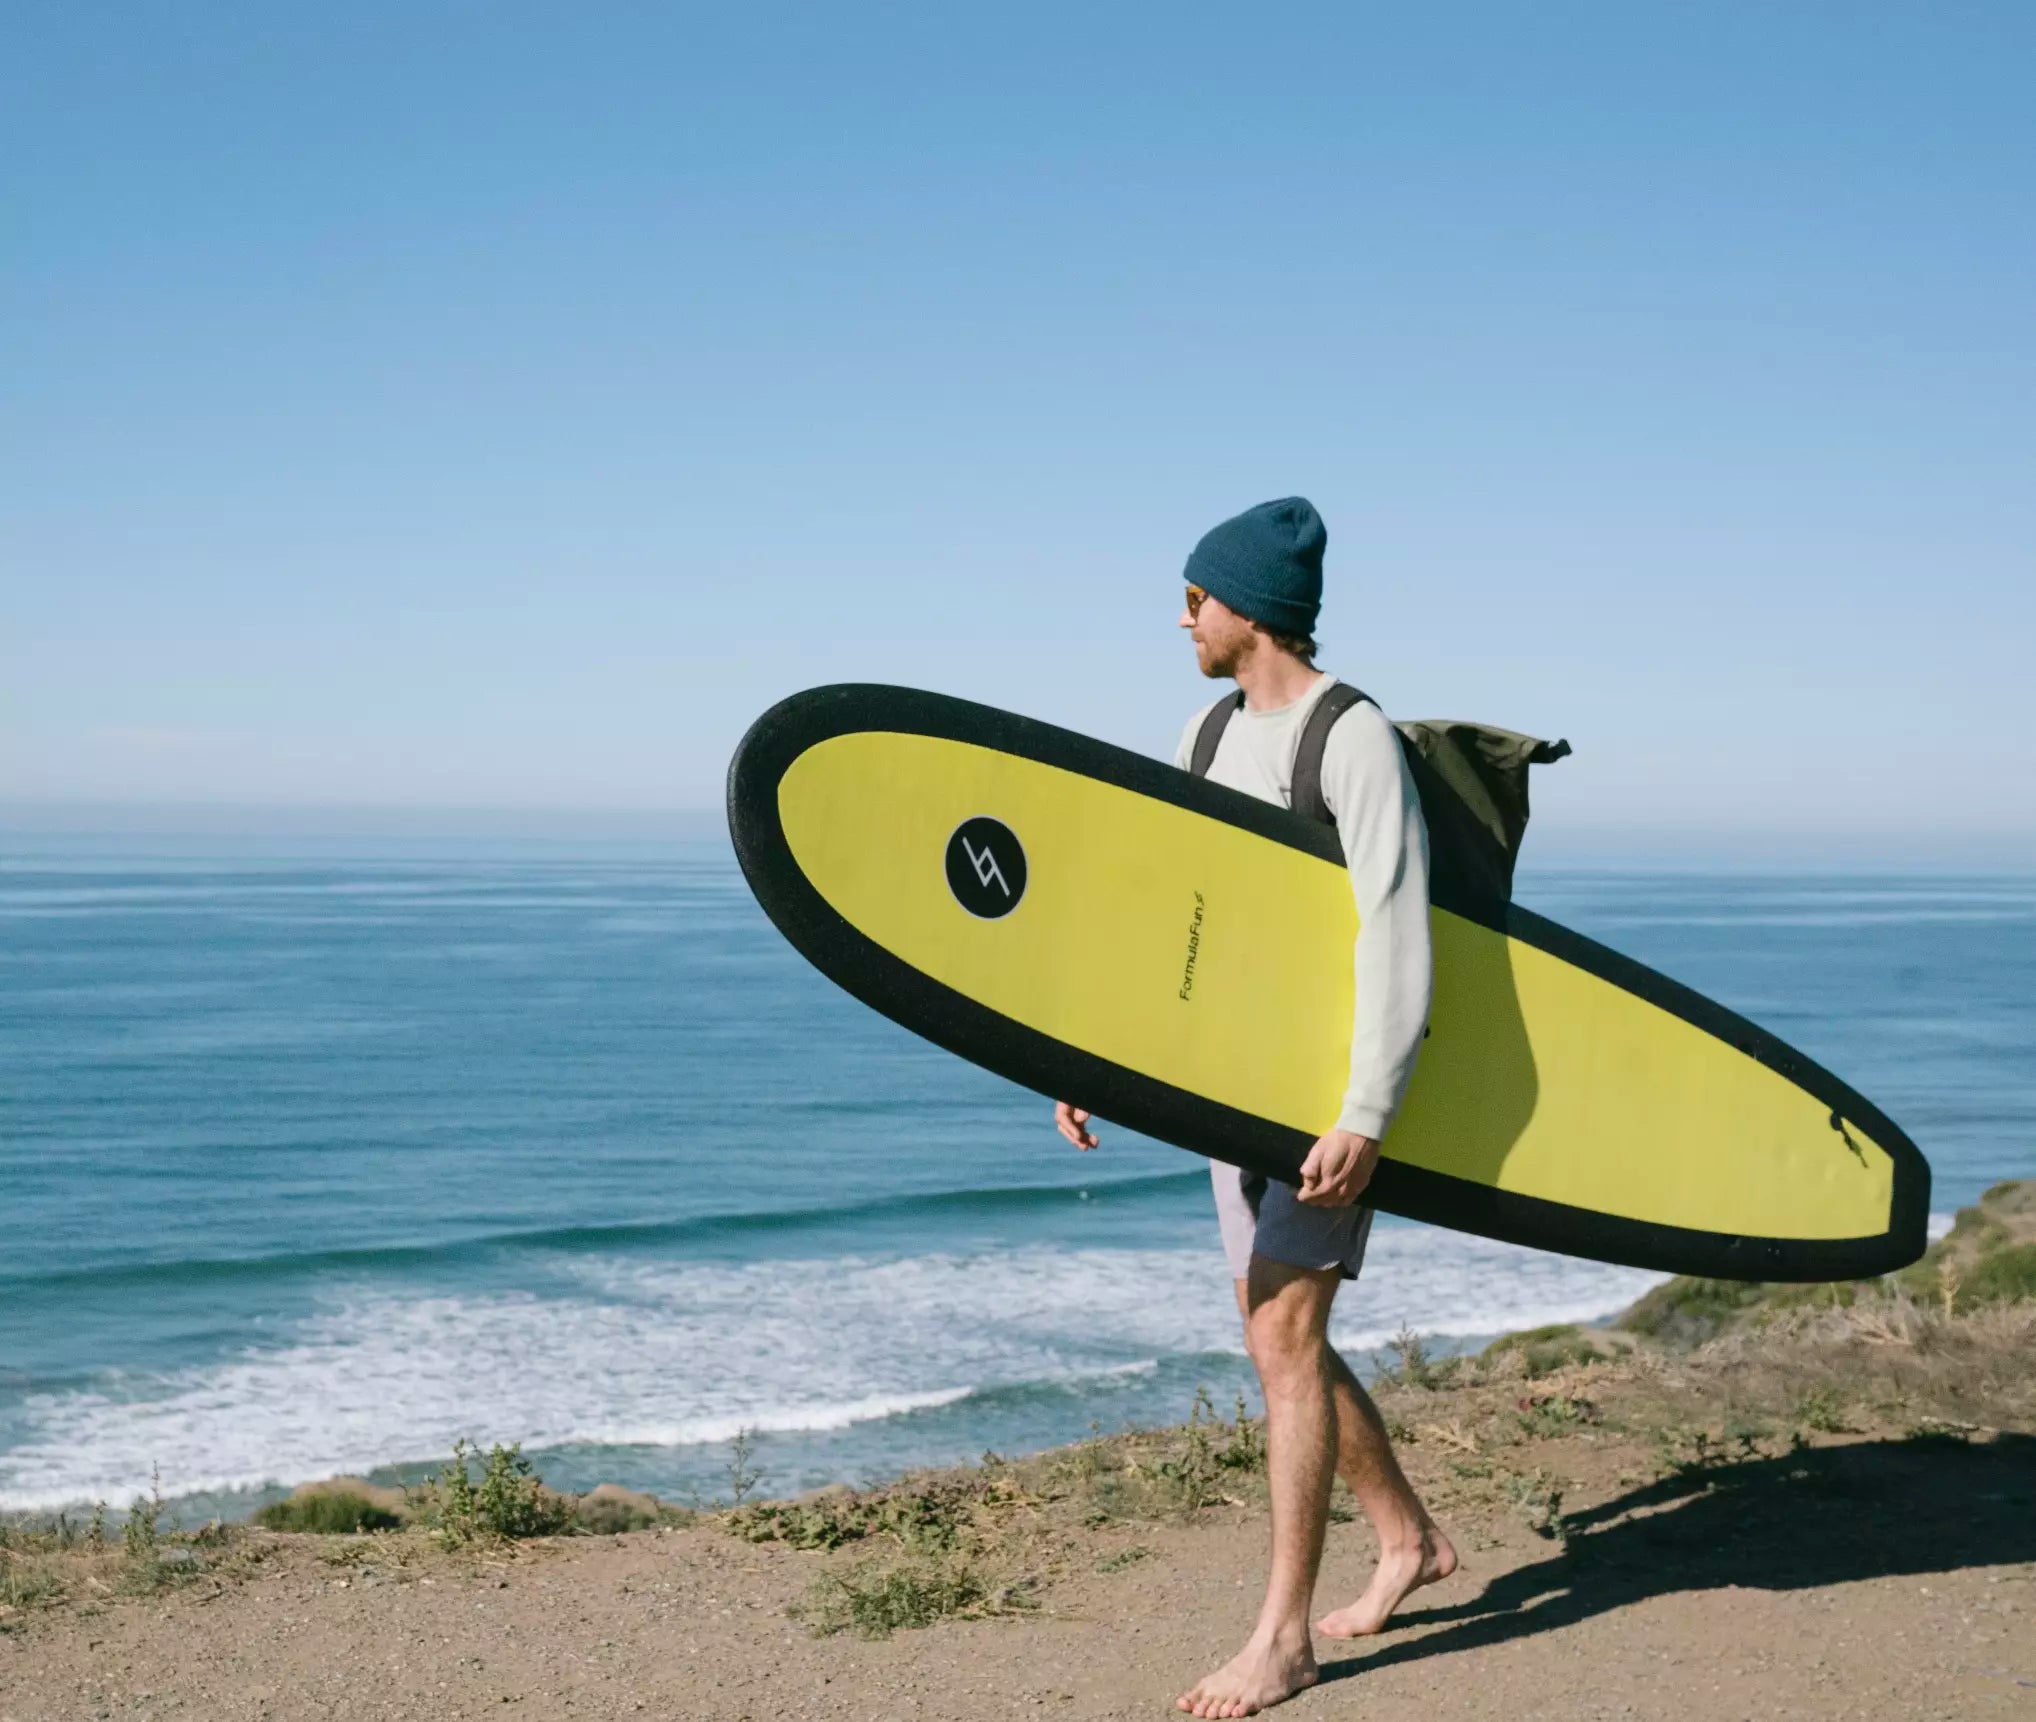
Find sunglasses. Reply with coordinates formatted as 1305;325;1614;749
1185;584;1208;620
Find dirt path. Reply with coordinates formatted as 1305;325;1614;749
7;1429;2033;1722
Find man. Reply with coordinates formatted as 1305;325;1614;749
1053;497;1456;1719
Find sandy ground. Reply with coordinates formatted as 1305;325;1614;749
6;1425;2034;1722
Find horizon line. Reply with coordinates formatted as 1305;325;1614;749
2;798;2032;870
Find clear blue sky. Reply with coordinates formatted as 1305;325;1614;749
7;2;2032;859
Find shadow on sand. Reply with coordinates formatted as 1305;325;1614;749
1324;1433;2036;1680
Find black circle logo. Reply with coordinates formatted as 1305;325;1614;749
945;816;1027;919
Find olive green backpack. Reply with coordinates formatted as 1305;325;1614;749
1188;684;1570;919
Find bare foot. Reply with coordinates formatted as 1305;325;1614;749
1176;1631;1319;1718
1314;1525;1459;1638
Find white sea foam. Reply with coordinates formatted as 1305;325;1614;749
0;1229;1667;1510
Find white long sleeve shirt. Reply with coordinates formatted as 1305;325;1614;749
1172;674;1434;1140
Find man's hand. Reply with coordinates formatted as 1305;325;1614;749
1054;1101;1099;1151
1297;1128;1380;1207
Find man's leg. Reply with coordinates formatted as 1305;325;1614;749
1313;1345;1457;1636
1177;1258;1338;1719
1211;1277;1458;1644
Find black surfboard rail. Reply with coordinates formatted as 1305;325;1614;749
729;684;1931;1284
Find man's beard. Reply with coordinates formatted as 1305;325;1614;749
1198;634;1247;678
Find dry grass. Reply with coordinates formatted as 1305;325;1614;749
0;1511;278;1634
708;1283;2036;1639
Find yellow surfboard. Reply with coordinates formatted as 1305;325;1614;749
729;685;1929;1280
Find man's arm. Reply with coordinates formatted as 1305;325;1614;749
1297;700;1434;1205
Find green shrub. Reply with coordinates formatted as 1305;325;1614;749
723;1428;765;1506
1618;1278;1771;1344
729;1483;970;1553
1793;1385;1851;1435
1959;1242;2036;1309
1056;1425;1113;1492
1149;1390;1225;1511
115;1466;205;1596
1515;1394;1595;1438
414;1439;574;1547
1721;1414;1773;1454
1648;1416;1771;1473
254;1491;401;1535
1613;1183;2036;1342
1375;1327;1461;1389
1215;1394;1266;1474
794;1556;1033;1639
1903;1418;1977;1448
122;1467;165;1565
571;1486;684;1535
1484;1324;1606;1378
1095;1545;1153;1573
0;1553;64;1613
1499;1469;1567;1541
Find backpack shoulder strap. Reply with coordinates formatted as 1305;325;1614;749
1188;691;1245;778
1291;681;1372;827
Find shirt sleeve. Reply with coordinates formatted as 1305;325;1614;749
1318;700;1434;1140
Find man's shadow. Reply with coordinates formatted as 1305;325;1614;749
1322;1433;2036;1678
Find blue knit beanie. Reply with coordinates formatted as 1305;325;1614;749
1182;497;1326;637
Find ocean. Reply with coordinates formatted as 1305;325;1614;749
2;840;2031;1522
